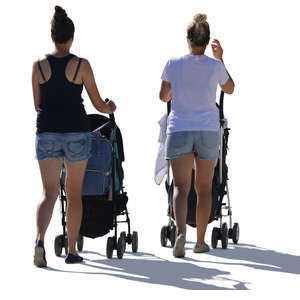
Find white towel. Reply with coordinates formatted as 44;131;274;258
154;114;168;185
158;113;168;143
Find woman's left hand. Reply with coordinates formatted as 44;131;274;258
106;100;117;113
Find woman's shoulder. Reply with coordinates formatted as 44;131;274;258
168;55;186;63
71;56;91;68
164;55;186;69
66;54;87;64
32;55;49;73
67;56;92;75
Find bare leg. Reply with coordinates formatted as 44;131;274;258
64;159;88;255
36;158;63;243
194;158;216;244
170;153;194;236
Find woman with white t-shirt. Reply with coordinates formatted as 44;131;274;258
159;13;234;258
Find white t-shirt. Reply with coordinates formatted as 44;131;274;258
161;54;229;133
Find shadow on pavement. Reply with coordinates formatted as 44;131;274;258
46;249;248;290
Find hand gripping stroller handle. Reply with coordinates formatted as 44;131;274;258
105;98;115;123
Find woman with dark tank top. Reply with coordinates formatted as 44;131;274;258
32;6;116;267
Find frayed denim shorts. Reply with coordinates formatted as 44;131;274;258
35;132;92;162
165;130;220;160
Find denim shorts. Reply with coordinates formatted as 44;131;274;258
35;132;92;162
165;130;220;160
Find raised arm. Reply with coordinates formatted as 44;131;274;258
212;39;235;94
81;59;116;114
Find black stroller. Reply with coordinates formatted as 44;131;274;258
160;91;240;249
54;100;138;259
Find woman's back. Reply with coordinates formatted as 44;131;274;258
161;54;229;133
37;54;89;133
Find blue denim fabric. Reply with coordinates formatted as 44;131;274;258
35;132;92;162
165;130;220;160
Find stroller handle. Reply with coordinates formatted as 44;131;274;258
219;91;225;120
167;101;171;116
105;98;115;122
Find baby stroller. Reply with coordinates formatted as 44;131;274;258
54;99;138;259
160;91;240;249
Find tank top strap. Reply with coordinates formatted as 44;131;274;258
36;54;51;81
44;54;56;74
45;53;52;64
72;57;82;82
37;60;46;81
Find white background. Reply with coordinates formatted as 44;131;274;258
1;0;300;297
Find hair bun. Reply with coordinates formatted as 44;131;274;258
193;13;207;24
54;6;67;22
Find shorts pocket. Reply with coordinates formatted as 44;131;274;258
38;139;55;154
167;132;189;149
201;131;220;148
67;139;87;155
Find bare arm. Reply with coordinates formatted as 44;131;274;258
159;80;172;102
220;58;235;94
211;39;235;94
32;61;41;112
81;59;116;114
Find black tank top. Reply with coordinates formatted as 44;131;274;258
36;54;90;133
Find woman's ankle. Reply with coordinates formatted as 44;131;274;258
196;237;205;244
68;249;78;256
196;241;205;245
35;236;44;244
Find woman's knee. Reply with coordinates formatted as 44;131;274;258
42;186;59;202
65;185;82;201
195;183;212;199
174;184;190;198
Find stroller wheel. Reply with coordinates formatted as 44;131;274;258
106;237;114;259
54;235;63;257
120;231;127;251
170;225;176;247
160;226;168;247
211;227;219;249
232;223;240;244
221;223;228;249
117;236;126;259
228;228;233;239
132;231;138;253
77;234;84;252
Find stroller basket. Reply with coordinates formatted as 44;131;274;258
80;192;128;238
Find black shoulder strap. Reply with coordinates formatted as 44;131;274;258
72;58;82;82
37;60;46;81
